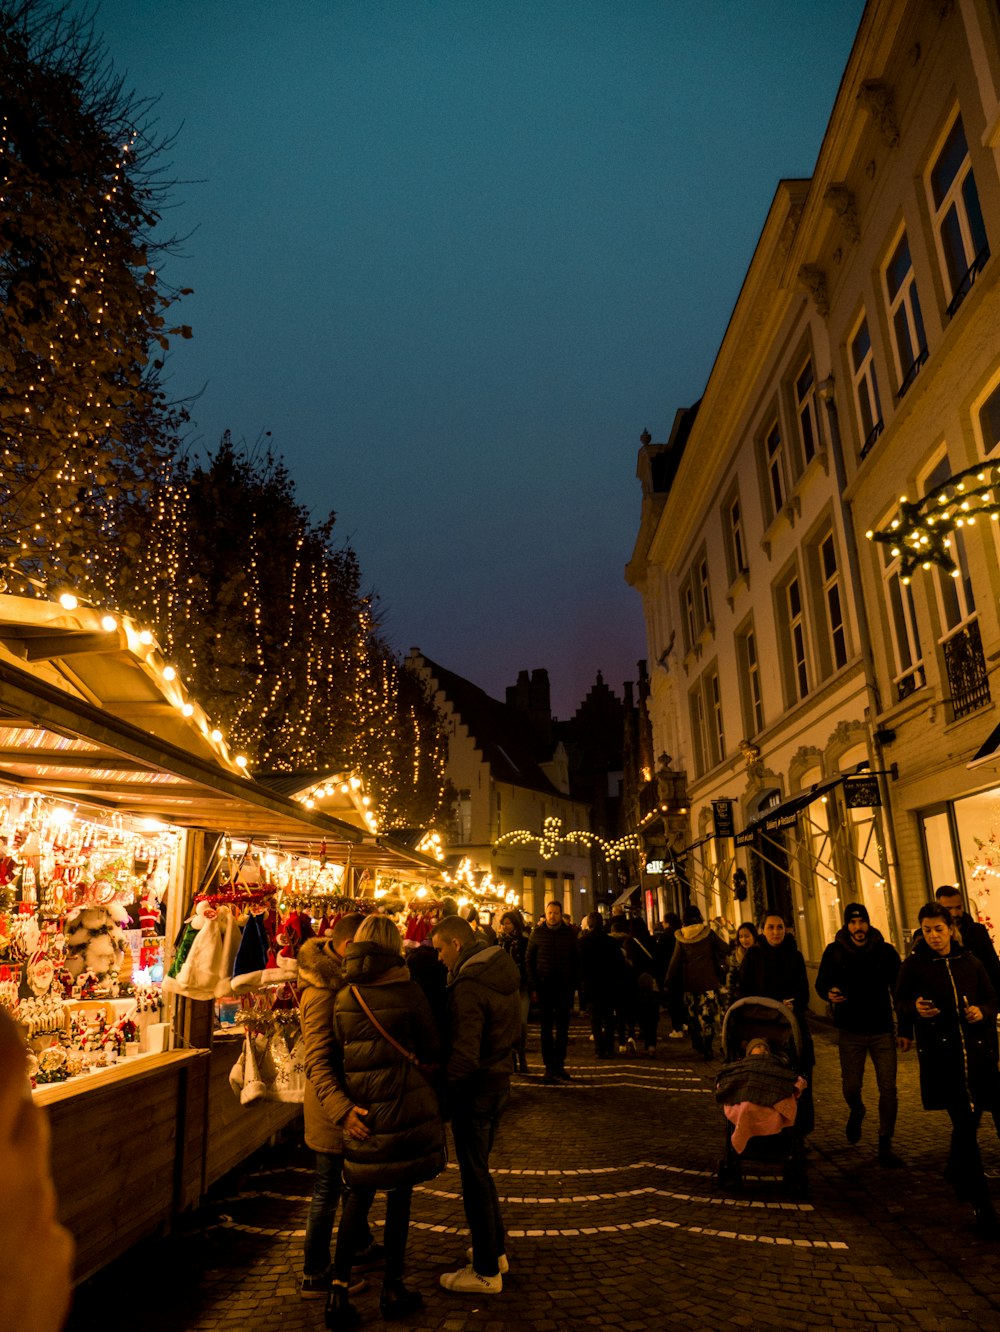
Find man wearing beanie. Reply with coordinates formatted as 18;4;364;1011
815;902;911;1166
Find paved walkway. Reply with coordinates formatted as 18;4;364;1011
67;1018;1000;1331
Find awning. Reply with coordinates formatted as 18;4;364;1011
611;883;640;908
0;653;438;879
734;777;842;846
968;720;1000;770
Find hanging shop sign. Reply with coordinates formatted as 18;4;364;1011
843;774;882;809
712;799;735;839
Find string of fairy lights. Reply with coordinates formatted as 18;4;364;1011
495;815;641;863
866;460;1000;582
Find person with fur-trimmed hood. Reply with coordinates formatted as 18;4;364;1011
815;902;910;1166
666;904;729;1060
327;914;445;1328
432;914;521;1297
297;913;380;1301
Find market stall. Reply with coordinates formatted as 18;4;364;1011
0;594;442;1277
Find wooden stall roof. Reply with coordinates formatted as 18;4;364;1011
0;597;438;878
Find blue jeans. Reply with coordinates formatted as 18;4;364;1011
451;1087;509;1277
837;1030;898;1137
303;1151;373;1279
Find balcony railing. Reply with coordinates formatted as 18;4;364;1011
859;418;884;461
896;346;929;402
942;617;991;719
946;243;990;319
895;664;926;703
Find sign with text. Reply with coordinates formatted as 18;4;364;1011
843;773;881;808
712;799;735;839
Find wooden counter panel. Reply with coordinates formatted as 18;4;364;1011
40;1050;209;1283
203;1038;301;1189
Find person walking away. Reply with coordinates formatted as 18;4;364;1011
815;902;909;1166
896;900;1000;1237
298;913;381;1299
622;920;661;1055
326;915;446;1328
579;912;628;1057
656;912;687;1039
666;905;728;1060
498;910;530;1073
431;915;521;1294
525;900;580;1083
738;912;815;1133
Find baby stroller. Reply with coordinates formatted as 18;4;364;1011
715;996;808;1198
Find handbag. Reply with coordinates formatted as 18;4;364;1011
349;984;440;1079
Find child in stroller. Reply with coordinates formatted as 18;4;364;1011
715;997;809;1195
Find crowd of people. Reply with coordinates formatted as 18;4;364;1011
7;883;1000;1332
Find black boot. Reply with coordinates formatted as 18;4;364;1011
973;1202;1000;1240
379;1280;424;1319
877;1135;904;1168
325;1281;362;1330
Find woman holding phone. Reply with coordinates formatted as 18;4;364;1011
895;900;1000;1236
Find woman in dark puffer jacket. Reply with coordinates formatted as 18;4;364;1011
738;911;815;1133
326;915;445;1329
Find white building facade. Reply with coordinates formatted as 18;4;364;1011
628;0;1000;988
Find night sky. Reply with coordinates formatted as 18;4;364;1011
78;0;865;718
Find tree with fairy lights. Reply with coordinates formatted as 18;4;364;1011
0;0;191;592
97;434;449;828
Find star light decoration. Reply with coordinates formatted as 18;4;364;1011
866;460;1000;582
495;815;641;862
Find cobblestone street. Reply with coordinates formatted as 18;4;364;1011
68;1018;1000;1332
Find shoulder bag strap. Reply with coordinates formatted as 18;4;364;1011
350;984;421;1067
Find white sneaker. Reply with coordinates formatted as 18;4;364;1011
440;1264;502;1294
668;1030;685;1039
466;1247;509;1274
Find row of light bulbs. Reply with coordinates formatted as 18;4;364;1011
51;590;249;772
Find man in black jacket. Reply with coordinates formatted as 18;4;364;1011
934;885;1000;993
815;902;910;1166
525;900;580;1083
432;915;520;1297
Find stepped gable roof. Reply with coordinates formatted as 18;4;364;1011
420;654;562;797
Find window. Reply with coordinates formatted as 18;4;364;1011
929;113;989;315
819;531;848;669
883;229;927;396
778;572;810;703
690;685;708;777
679;547;712;652
737;624;764;737
850;314;883;457
979;382;1000;456
698;556;712;627
729;495;746;574
923;454;989;719
878;535;924;700
708;670;725;765
681;576;697;652
925;455;976;632
795;359;820;466
764;421;785;516
690;667;725;775
722;490;747;584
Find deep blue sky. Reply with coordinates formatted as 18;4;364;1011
82;0;866;718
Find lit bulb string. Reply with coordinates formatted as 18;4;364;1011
866;462;1000;582
0;583;250;774
494;815;641;863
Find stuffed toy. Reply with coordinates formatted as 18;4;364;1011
63;903;128;980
